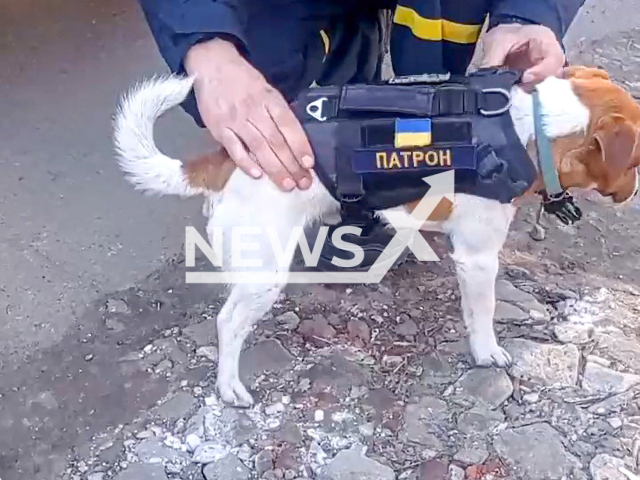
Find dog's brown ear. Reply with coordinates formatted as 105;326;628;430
562;66;610;81
593;114;639;174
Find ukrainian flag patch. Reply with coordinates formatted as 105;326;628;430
394;118;432;148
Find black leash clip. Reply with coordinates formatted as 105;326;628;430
542;190;583;225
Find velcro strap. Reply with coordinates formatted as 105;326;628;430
335;123;364;202
339;84;479;117
361;118;473;147
433;86;478;115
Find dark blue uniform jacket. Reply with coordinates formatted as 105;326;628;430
138;0;585;126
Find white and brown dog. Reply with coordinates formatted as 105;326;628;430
114;66;640;407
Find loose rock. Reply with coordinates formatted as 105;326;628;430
495;280;536;304
196;346;218;362
277;312;301;331
596;328;640;371
451;368;513;409
494;302;529;321
154;359;173;374
135;439;189;468
276;421;304;445
302;355;369;395
493;423;581;479
204;408;256;446
192;443;230;463
589;454;627;480
457;405;504;434
183;319;217;347
453;439;489;465
553;323;595;344
153;391;197;421
400;396;449;448
418;354;457;390
113;464;168;480
239;339;295;384
347;319;371;343
255;449;274;477
588;390;633;414
495;280;548;317
265;402;286;416
297;316;337;342
417;459;448;480
582;362;640;395
106;298;130;314
203;454;250;480
395;319;419;337
504;339;580;387
448;465;465;480
319;447;395;480
607;417;623;429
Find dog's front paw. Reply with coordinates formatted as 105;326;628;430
471;342;513;368
217;376;254;408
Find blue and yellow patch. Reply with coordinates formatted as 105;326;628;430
394;118;432;148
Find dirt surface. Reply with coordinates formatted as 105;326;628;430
1;1;640;480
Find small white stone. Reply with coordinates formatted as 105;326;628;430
196;346;218;362
587;355;612;368
530;309;547;320
448;465;465;480
359;423;375;437
281;395;291;405
266;418;281;430
607;417;623;429
237;444;253;462
204;395;219;406
314;410;325;422
331;411;351;423
164;434;183;450
523;392;540;403
192;443;229;463
185;433;202;452
265;402;286;416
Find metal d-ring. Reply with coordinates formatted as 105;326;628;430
479;88;512;116
306;97;328;122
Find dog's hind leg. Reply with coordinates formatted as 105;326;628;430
212;212;307;407
444;194;516;368
216;279;285;407
210;177;336;407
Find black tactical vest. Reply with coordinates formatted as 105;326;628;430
290;67;537;211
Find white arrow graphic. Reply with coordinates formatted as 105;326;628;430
187;170;456;284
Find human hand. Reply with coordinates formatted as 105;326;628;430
480;24;565;90
184;38;314;191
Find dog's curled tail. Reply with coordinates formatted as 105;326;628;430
114;74;233;197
